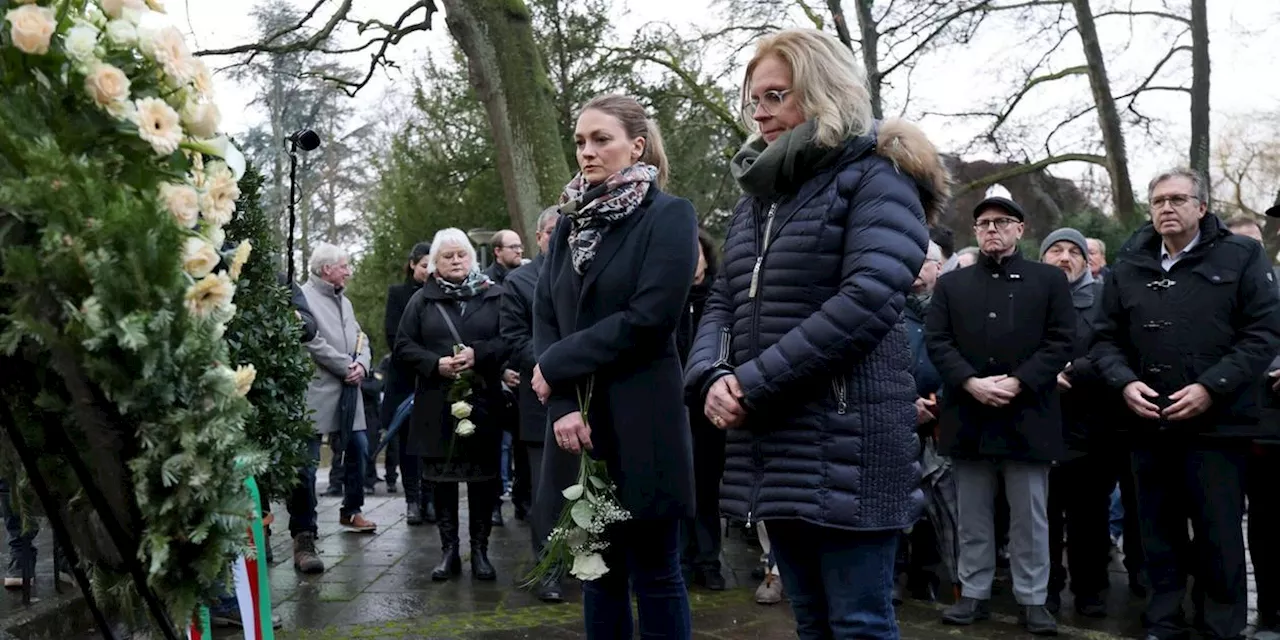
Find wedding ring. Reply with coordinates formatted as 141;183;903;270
712;415;723;427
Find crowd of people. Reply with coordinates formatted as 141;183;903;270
6;24;1278;640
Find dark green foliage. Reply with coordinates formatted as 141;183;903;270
224;164;316;500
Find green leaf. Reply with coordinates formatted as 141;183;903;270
570;500;595;530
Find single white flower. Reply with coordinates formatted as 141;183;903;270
132;97;183;156
455;419;476;437
104;19;136;46
64;25;100;63
6;4;56;55
233;364;256;397
159;182;199;228
182;237;220;278
570;552;609;582
228;240;252;280
561;484;584;501
199;161;239;225
138;26;194;84
84;62;131;109
190;58;214;97
181;100;220;139
450;401;472;419
207;226;225;249
184;272;234;318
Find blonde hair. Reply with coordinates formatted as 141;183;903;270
742;28;874;148
580;94;669;189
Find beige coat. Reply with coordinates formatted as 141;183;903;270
301;277;372;435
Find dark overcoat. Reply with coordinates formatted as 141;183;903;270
533;187;699;521
394;278;510;478
925;251;1076;462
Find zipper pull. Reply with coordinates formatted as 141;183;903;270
746;511;754;529
748;258;763;298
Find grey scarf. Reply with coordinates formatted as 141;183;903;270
730;120;845;198
1069;269;1096;309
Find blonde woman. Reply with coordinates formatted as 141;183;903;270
685;28;949;639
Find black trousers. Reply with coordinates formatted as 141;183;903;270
1250;442;1280;625
525;443;548;555
1047;456;1113;598
511;439;532;514
680;419;725;573
1132;442;1247;640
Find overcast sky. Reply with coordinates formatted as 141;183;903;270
163;0;1280;212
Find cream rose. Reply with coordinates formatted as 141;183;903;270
84;63;131;109
100;0;145;21
182;237;220;279
64;24;100;63
450;401;472;420
570;552;609;582
200;162;239;225
159;182;199;228
181;100;220;139
6;4;56;55
455;419;476;437
104;19;136;46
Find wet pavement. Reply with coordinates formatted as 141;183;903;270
0;466;1269;639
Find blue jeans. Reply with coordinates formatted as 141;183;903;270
500;431;512;495
1109;484;1124;539
337;431;369;518
583;518;691;639
286;437;322;537
0;479;35;557
768;520;900;640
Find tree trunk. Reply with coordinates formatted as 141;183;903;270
849;0;883;120
1070;0;1137;224
441;0;571;243
1189;0;1211;197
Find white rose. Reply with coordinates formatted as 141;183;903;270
84;63;130;108
570;552;610;582
159;182;199;228
104;20;136;46
450;401;472;419
64;25;100;63
182;237;220;278
454;419;476;437
6;4;56;55
181;100;220;139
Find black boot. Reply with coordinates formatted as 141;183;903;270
431;489;461;581
422;481;437;523
470;501;497;581
406;501;423;526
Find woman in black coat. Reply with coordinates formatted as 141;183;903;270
380;242;430;501
394;229;510;582
531;94;698;639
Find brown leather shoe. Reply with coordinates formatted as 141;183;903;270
292;533;324;574
340;513;377;533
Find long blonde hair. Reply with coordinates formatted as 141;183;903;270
742;29;874;148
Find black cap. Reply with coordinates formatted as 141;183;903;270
1267;203;1280;219
973;196;1026;222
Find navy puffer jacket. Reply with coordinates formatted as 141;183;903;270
685;119;950;532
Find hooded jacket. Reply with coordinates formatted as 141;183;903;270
685;119;950;532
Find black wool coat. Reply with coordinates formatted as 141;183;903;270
394;278;510;472
1090;214;1280;439
381;279;422;425
533;187;699;521
925;251;1077;462
500;254;549;444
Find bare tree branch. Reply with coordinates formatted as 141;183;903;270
956;153;1109;196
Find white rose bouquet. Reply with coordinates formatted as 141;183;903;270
521;378;630;585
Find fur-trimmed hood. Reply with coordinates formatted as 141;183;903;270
874;118;951;226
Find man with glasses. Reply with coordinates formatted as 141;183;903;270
926;196;1076;636
1090;168;1280;640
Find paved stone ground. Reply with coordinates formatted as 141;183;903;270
0;467;1267;639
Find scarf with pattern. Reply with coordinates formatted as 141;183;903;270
559;163;658;275
434;269;491;300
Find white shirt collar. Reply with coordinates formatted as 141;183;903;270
1161;231;1201;269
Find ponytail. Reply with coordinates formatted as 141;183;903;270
643;118;669;189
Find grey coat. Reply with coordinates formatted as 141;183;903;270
301;277;373;435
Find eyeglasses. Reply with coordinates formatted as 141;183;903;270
499;244;524;252
742;89;792;120
973;217;1020;231
1150;194;1198;209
